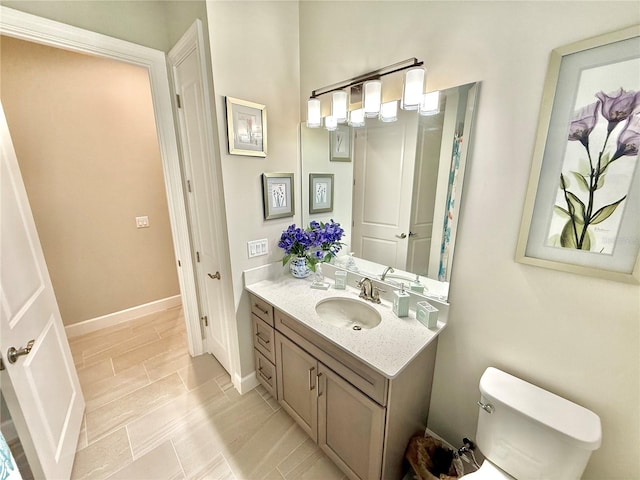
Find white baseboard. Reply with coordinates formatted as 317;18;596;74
234;371;259;395
65;295;182;338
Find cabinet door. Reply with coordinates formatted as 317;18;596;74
318;364;385;480
275;332;318;441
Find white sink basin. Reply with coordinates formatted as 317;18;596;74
315;297;382;330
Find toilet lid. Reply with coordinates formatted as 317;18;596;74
461;461;514;479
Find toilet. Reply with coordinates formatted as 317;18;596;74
461;367;602;479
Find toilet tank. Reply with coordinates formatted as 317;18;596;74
476;367;601;480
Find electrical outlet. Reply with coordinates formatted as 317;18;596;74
247;239;268;258
136;216;150;228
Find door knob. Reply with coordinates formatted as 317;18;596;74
395;233;407;239
208;271;221;280
409;231;418;237
7;339;35;364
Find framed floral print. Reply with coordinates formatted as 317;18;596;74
226;97;267;157
262;173;294;220
516;25;640;283
309;173;334;214
330;124;351;162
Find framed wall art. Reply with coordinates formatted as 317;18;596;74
309;173;334;214
516;25;640;283
226;96;267;157
330;124;351;162
262;173;294;220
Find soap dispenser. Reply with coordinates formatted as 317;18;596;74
392;283;410;318
410;274;425;294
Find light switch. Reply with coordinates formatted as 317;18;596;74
247;238;268;258
136;216;150;228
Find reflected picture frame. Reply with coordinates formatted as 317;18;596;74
262;173;294;220
330;124;351;162
226;96;267;157
516;25;640;283
309;173;334;214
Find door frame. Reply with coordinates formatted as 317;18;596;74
0;7;203;356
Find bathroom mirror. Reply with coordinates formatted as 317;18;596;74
301;82;479;302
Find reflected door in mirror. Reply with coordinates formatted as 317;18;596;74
352;110;418;270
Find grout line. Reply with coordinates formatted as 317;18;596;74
170;439;188;479
125;424;135;461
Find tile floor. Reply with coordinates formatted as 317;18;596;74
68;306;346;480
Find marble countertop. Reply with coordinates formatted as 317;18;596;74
245;272;446;379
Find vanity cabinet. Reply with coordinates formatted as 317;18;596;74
250;294;278;398
276;331;385;480
254;303;438;480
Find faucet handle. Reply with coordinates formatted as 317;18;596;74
371;286;384;303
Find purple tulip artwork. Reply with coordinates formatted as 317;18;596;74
548;87;640;254
517;26;640;282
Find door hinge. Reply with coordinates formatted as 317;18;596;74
201;315;208;327
187;180;192;192
196;251;201;262
177;259;181;267
176;94;182;109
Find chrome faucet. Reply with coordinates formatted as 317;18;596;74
357;277;383;304
380;266;395;281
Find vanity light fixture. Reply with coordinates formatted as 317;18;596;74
331;90;348;123
306;57;425;130
379;100;398;122
324;115;338;131
307;97;322;127
348;108;365;127
401;67;426;110
419;90;441;116
363;80;382;118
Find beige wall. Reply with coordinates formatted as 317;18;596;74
299;2;639;479
1;36;180;325
206;0;301;377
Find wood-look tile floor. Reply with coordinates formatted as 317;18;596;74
69;306;346;480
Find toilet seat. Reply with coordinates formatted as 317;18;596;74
460;460;514;479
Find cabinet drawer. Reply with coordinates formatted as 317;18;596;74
254;349;277;399
250;294;274;326
275;309;388;406
252;314;275;364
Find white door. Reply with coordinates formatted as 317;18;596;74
406;114;443;274
169;22;230;372
352;109;418;270
0;103;84;479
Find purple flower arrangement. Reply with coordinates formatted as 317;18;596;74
557;87;640;250
278;220;345;271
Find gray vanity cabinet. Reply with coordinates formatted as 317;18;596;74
275;332;318;441
250;294;278;399
317;364;385;480
249;295;438;480
275;331;385;480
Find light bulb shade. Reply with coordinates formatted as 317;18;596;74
324;115;338;131
402;67;426;110
348;108;365;127
307;98;322;127
419;91;440;116
363;80;382;118
379;100;398;122
332;90;348;123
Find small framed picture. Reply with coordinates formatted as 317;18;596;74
309;173;334;214
262;173;294;220
226;96;267;157
330;124;351;162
